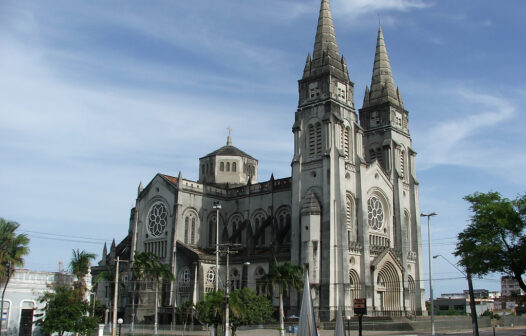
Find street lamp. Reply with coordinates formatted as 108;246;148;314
112;257;129;336
421;212;437;336
117;318;123;336
346;315;351;336
433;255;479;336
212;201;221;291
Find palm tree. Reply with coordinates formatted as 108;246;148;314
0;218;30;336
69;249;96;290
263;260;303;336
133;252;174;334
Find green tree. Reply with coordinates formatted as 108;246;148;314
196;290;225;335
69;249;96;291
455;192;526;292
262;261;303;336
229;287;274;336
36;284;98;336
0;218;30;336
133;252;175;333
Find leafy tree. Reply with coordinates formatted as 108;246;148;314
196;290;225;334
262;261;303;336
36;284;98;336
0;218;30;336
176;300;195;325
196;288;274;336
229;287;274;336
133;252;175;333
70;249;96;282
455;192;526;292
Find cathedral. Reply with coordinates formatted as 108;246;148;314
94;0;426;323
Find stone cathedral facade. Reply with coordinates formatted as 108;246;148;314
94;0;426;323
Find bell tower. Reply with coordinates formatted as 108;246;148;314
291;0;360;319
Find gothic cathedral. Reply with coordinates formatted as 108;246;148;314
94;0;426;322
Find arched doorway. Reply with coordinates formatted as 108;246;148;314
376;261;401;314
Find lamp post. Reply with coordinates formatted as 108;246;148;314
433;255;479;336
346;315;351;336
117;318;123;336
421;212;437;336
220;243;241;336
213;202;221;291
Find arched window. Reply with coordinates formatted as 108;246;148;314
276;208;291;243
188;217;190;244
230;268;241;290
404;211;411;251
349;269;361;311
232;162;237;172
346;194;356;246
184;211;198;245
208;214;223;248
253;212;266;246
408;275;416;313
226;162;230;171
220;162;224;171
229;214;243;243
367;195;385;231
191;217;196;244
255;267;267;296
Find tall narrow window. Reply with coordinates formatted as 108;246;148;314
400;149;405;177
226;162;230;171
315;123;322;154
184;217;189;244
232;162;237;172
220;162;224;171
191;217;196;244
344;127;350;159
308;125;315;155
376;148;383;166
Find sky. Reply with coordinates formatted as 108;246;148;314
1;0;525;298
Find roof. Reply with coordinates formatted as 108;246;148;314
160;174;178;187
201;145;256;161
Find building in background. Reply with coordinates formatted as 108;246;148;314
1;270;75;336
94;0;427;322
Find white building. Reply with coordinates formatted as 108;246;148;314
95;0;426;322
1;270;75;336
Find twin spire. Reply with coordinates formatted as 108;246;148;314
304;0;404;109
363;26;404;108
303;0;348;81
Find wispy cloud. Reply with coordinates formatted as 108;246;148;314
334;0;433;17
416;89;525;183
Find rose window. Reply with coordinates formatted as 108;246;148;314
367;196;384;230
206;269;216;283
147;202;168;237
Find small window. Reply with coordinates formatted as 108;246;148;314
226;162;230;171
220;162;224;171
232;162;237;172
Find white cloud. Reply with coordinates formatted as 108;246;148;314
415;89;526;184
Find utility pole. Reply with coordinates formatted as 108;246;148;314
220;243;241;336
421;212;437;336
433;255;479;336
112;257;129;336
467;271;480;336
213;202;221;291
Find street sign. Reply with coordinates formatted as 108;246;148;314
354;298;367;315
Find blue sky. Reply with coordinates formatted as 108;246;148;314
1;0;525;298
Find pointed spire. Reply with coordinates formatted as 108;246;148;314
103;242;107;257
138;181;144;196
364;25;403;108
313;0;340;62
302;0;349;81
